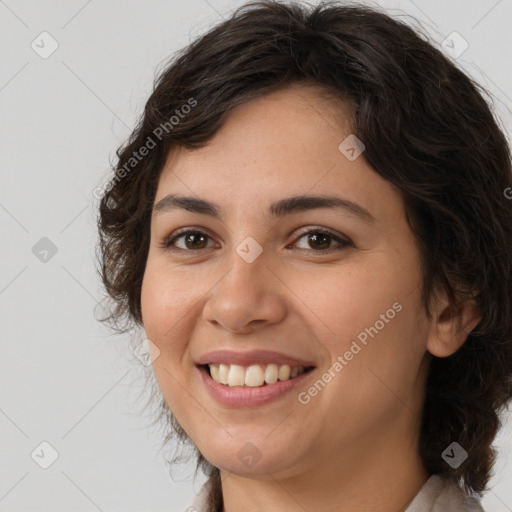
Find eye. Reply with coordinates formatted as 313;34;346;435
158;226;353;254
289;227;352;253
158;228;216;252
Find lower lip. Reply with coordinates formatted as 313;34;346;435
197;365;315;407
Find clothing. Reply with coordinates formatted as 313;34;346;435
405;475;485;512
187;474;485;511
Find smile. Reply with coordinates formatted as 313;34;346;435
197;363;316;407
195;349;317;407
207;363;310;387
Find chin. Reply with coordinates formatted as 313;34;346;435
196;434;304;478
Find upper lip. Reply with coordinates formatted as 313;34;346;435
196;349;316;367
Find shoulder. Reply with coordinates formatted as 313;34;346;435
406;474;485;512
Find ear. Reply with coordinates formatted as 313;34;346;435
426;287;481;358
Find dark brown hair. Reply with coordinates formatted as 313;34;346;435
96;1;512;509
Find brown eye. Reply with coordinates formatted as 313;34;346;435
292;228;351;253
182;232;209;250
306;232;331;250
161;230;215;251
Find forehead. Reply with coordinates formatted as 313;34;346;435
155;84;405;225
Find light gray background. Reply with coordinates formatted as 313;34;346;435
1;0;511;511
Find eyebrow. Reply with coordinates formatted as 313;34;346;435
153;194;375;223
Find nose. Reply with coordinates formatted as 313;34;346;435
202;248;287;334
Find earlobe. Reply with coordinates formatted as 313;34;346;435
426;293;481;358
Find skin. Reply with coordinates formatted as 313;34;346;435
140;83;481;512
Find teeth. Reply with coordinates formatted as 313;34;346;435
218;364;229;385
208;363;307;387
245;365;265;387
278;365;291;381
264;364;279;384
210;364;220;382
227;364;245;386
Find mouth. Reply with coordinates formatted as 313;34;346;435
196;362;316;407
203;363;315;387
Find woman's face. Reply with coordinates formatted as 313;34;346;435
141;84;433;479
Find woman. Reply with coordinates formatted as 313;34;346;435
96;1;512;510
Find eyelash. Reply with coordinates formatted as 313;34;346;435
157;226;353;255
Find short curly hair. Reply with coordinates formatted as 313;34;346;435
96;0;512;507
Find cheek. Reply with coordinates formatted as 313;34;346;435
293;249;423;349
310;268;427;432
140;261;203;365
140;263;203;430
